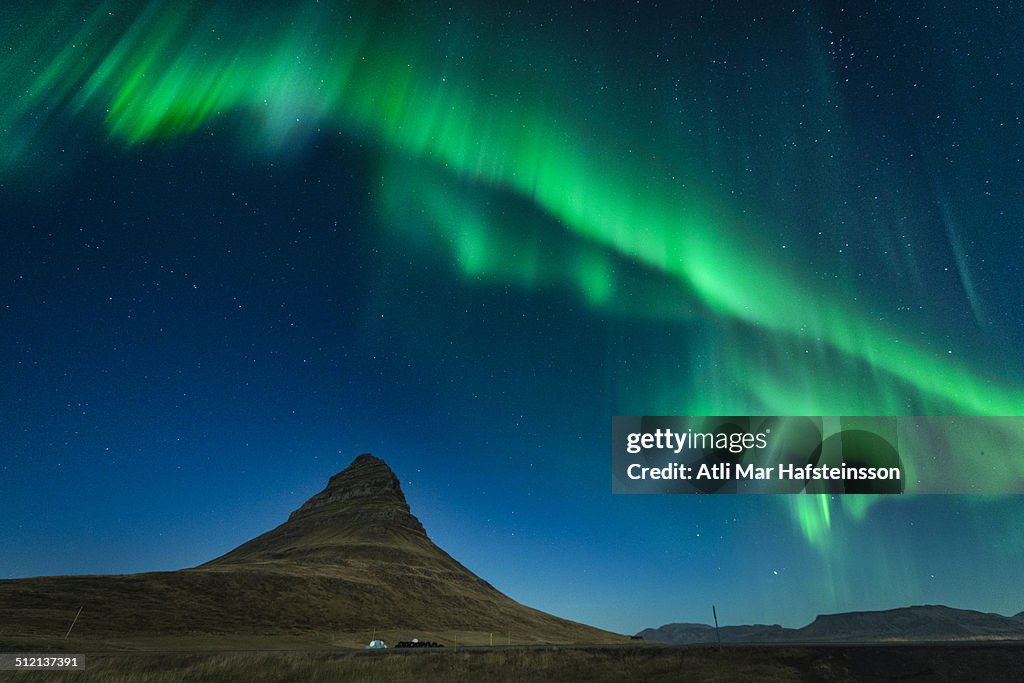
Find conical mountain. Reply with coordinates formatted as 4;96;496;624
0;455;620;647
202;454;433;569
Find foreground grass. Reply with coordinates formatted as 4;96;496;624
2;644;1022;682
0;647;800;682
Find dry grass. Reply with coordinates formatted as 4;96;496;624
0;647;803;683
2;644;1019;683
0;568;622;647
5;643;1023;683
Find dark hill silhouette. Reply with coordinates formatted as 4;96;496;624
0;454;620;646
636;622;790;644
798;605;1024;642
640;605;1024;644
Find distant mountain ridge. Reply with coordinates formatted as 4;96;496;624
636;622;790;645
640;605;1024;644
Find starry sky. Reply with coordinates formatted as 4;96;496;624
2;1;1023;635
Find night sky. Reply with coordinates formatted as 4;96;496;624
2;1;1023;635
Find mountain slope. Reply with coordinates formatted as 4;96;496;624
0;455;620;645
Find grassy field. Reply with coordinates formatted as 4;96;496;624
0;628;614;652
2;643;1022;682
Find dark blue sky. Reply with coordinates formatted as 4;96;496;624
2;1;1023;634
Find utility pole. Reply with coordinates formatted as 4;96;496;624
712;605;721;651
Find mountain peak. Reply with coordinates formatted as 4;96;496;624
202;454;427;569
288;453;410;523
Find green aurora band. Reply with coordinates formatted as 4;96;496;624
3;1;1022;547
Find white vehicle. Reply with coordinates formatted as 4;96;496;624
366;639;388;649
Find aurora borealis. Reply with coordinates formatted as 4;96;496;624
2;1;1023;632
